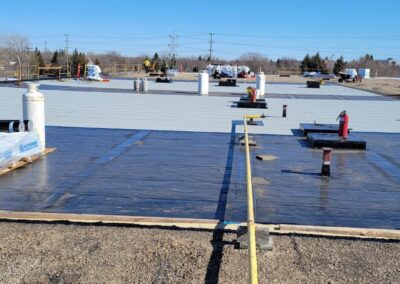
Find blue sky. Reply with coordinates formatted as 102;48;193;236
1;0;399;60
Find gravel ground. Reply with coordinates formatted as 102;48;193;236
338;78;400;97
0;222;399;283
113;72;308;83
117;72;400;95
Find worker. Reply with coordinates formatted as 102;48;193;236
143;57;151;73
246;86;253;98
161;60;168;76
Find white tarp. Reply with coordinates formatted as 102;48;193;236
0;77;17;82
206;64;251;78
303;71;317;77
0;131;41;169
345;68;357;78
86;63;102;81
358;68;370;78
166;68;179;77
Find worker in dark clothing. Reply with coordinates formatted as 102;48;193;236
161;60;168;76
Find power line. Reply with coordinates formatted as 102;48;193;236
216;33;400;41
24;32;400;60
208;33;214;64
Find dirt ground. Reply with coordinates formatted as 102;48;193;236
336;78;400;97
113;71;308;84
169;73;308;83
0;222;399;283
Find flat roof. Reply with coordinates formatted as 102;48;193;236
0;127;398;229
0;80;399;135
0;79;399;229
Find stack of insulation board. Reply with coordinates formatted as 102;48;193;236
0;131;41;170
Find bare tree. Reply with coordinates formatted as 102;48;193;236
232;53;275;74
0;33;31;80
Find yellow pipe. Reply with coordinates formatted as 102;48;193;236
245;114;264;120
243;114;259;284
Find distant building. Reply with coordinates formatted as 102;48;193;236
387;58;399;66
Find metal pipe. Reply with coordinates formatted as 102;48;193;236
256;72;265;98
22;83;45;151
321;147;332;176
198;72;209;95
134;78;141;92
282;104;287;117
243;114;263;284
0;120;31;132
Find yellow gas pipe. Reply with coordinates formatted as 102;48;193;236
243;114;264;284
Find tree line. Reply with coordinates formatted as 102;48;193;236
1;33;399;78
31;48;92;75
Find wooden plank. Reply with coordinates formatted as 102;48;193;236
0;211;250;231
273;224;400;240
0;148;56;176
0;210;398;240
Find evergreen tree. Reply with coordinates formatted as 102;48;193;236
170;55;176;68
300;53;328;73
70;49;79;74
197;55;202;61
310;53;327;73
94;58;100;65
333;56;346;75
70;49;88;76
51;50;59;65
152;53;160;71
33;48;45;67
364;54;374;61
360;54;375;68
152;52;159;62
31;48;45;75
276;58;281;69
300;54;311;72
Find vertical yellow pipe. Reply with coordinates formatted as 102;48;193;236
243;115;259;284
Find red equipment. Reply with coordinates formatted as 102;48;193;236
337;110;349;138
251;88;257;103
77;63;81;79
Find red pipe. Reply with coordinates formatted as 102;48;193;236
338;111;349;138
321;147;332;176
77;63;81;79
251;88;257;103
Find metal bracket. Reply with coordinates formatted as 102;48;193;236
238;136;257;146
236;226;273;250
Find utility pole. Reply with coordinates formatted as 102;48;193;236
27;47;31;80
64;34;69;77
208;33;214;64
168;32;179;67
